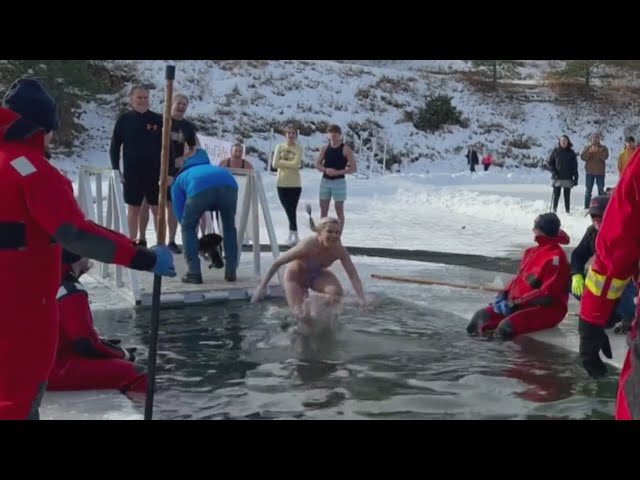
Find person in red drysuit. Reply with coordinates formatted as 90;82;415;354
0;78;175;420
47;250;147;397
466;212;571;339
578;147;640;420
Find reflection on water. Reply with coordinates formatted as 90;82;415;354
92;295;618;420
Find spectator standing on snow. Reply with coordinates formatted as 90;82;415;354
547;134;579;214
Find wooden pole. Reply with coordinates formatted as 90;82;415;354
371;273;579;317
144;64;175;421
371;273;503;293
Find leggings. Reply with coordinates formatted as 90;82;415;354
552;187;571;212
277;187;302;231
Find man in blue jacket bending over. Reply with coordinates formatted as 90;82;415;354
171;148;239;284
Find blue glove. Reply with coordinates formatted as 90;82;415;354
150;245;177;277
496;301;513;316
492;292;506;313
492;292;513;316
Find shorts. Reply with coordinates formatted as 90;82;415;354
123;176;160;207
319;177;347;202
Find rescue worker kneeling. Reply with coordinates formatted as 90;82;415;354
47;250;147;397
467;213;571;339
570;194;637;335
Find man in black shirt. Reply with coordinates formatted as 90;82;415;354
109;85;162;245
166;93;198;253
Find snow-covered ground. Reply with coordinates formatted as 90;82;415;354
55;59;634;179
127;161;612;257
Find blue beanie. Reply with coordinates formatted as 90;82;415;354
3;78;60;140
534;212;561;237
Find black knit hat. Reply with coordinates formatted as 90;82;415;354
534;212;561;237
3;78;59;140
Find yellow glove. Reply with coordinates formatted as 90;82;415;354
572;274;585;297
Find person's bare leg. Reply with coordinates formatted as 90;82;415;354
319;199;330;219
334;201;345;229
310;270;344;304
138;199;150;242
303;270;344;333
284;277;308;318
127;205;141;242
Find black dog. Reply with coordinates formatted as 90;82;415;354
198;233;224;269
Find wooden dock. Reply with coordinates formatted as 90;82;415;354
87;247;285;308
78;167;286;309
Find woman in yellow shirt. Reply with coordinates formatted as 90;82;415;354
618;136;636;176
272;125;303;246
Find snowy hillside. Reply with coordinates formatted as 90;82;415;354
42;59;640;177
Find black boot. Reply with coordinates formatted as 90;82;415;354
494;319;515;340
181;272;203;284
168;241;182;254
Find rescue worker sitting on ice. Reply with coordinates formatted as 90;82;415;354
570;194;637;334
46;250;147;398
467;212;571;339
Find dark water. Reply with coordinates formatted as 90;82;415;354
94;295;618;420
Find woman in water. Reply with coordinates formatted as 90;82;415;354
250;216;367;325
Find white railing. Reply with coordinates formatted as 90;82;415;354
229;168;283;285
76;165;282;304
76;167;140;304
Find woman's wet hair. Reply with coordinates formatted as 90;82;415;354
309;216;340;233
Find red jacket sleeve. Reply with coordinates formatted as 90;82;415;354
514;254;569;308
580;150;640;327
19;154;156;271
58;285;125;359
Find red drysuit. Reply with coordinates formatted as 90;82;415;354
0;107;156;419
47;273;146;394
579;147;640;420
468;230;571;338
